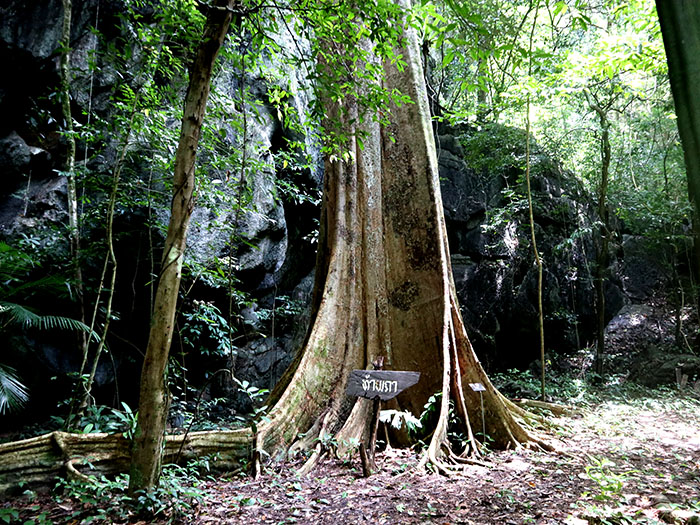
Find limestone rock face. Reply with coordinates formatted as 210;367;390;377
0;0;321;416
620;235;673;301
438;124;627;369
0;132;31;182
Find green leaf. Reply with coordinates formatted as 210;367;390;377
0;364;29;415
0;302;100;342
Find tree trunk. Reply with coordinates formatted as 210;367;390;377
595;115;610;377
253;0;547;472
524;1;546;400
59;0;86;347
128;0;236;493
656;1;700;329
586;95;611;377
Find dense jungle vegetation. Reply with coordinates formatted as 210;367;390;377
0;0;698;523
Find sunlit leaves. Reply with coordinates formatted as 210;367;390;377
0;364;28;415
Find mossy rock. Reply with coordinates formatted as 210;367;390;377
629;349;700;387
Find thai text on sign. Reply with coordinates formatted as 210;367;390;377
346;370;420;401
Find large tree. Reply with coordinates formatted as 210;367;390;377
250;0;548;473
656;1;700;318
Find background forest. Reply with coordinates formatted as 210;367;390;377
0;0;699;522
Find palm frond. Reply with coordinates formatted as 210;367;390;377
38;315;96;333
2;275;71;300
0;302;41;325
0;302;100;342
0;364;29;415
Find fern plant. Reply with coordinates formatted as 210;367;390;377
0;364;29;415
0;242;99;415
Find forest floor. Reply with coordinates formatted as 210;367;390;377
2;301;700;524
192;388;700;525
2;385;699;524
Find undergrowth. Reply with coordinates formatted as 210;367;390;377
48;457;215;524
492;366;700;407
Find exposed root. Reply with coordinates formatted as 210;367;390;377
252;432;262;479
514;398;581;416
501;395;551;427
54;433;93;483
297;445;326;477
295;411;333;476
448;449;490;468
65;458;92;483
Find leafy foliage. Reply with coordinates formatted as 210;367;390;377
181;300;236;358
583;455;629;501
51;402;138;438
0;365;29;415
52;457;212;523
379;409;423;434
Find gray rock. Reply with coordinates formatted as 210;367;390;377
621;235;672;300
440;123;627;368
0;132;31;183
0;1;64;62
630;350;700;387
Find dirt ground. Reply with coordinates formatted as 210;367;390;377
3;300;699;524
190;392;700;524
2;388;699;524
187;300;700;525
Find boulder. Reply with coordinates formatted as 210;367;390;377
620;235;673;300
0;132;31;184
630;350;700;387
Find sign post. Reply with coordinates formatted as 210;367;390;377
469;382;486;441
345;370;421;401
346;359;420;476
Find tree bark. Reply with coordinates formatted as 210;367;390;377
656;1;700;326
587;98;611;376
128;0;236;493
524;1;546;400
59;0;86;350
252;0;547;472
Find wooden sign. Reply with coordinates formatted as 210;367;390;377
346;370;420;401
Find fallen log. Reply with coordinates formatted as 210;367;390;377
0;430;251;496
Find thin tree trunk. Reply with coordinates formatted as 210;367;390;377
128;0;236;493
59;0;86;346
67;91;140;427
589;100;611;377
523;0;545;400
476;34;489;123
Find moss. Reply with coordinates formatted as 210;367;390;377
314;339;330;359
382;147;440;271
283;428;296;444
389;281;420;311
